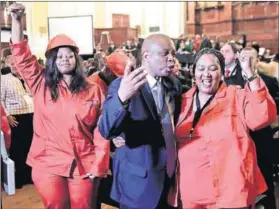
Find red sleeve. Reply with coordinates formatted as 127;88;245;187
237;78;277;131
89;84;110;177
10;39;44;96
1;105;11;149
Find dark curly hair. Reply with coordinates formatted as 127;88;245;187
193;48;225;75
44;47;87;101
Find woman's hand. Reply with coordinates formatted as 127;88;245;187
7;3;25;21
7;115;18;127
8;3;25;43
238;50;257;78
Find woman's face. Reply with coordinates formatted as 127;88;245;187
195;54;222;95
55;47;76;74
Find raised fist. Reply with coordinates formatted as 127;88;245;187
7;3;25;20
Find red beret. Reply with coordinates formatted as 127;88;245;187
106;52;129;77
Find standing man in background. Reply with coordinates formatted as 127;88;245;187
1;54;34;189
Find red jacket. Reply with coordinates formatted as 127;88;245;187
10;40;109;178
88;72;108;96
1;104;11;149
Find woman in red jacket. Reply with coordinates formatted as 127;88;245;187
168;48;277;209
8;4;109;209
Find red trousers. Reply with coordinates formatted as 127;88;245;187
32;168;100;209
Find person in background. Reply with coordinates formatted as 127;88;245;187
82;60;89;76
184;38;194;53
193;34;201;53
199;33;212;50
107;42;117;55
252;41;260;54
1;54;34;189
220;42;244;86
85;58;97;77
169;48;277;209
89;51;129;96
86;52;107;77
177;42;186;54
258;53;279;82
8;3;110;209
214;36;221;51
173;59;191;94
175;34;185;51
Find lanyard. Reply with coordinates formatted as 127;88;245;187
189;90;216;139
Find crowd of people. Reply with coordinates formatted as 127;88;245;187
1;3;279;209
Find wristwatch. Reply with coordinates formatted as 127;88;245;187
86;173;96;181
247;73;258;82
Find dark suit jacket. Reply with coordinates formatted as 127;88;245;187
224;62;245;88
199;38;212;50
98;76;181;209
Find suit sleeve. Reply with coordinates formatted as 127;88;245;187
98;78;129;140
237;78;277;131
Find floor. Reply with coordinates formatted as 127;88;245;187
2;183;279;209
2;184;117;209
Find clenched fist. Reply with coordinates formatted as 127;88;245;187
7;3;25;20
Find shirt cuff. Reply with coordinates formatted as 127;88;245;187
118;94;130;109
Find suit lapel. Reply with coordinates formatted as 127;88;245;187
140;83;158;120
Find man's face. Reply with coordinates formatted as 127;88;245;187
5;55;19;76
221;44;237;67
146;38;176;77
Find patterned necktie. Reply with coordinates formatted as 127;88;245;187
225;68;231;78
225;69;230;78
160;96;176;178
153;81;164;112
152;81;176;177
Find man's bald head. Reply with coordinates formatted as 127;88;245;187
5;55;13;67
140;34;176;77
141;34;174;55
5;55;20;76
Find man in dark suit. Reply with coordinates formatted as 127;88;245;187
224;47;278;209
98;34;181;209
199;33;212;50
221;42;244;86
